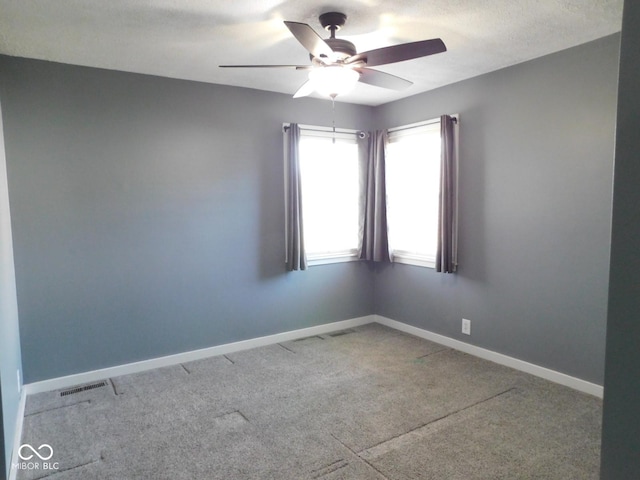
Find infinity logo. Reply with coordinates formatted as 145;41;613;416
18;444;54;461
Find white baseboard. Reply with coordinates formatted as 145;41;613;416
8;389;27;480
23;315;375;395
22;313;603;400
374;315;603;398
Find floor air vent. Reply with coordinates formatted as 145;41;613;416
60;381;108;397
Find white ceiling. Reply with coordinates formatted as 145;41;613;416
0;0;623;106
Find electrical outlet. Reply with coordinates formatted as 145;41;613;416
462;318;471;335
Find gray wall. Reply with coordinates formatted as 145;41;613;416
0;98;22;480
372;35;619;384
0;57;375;383
0;34;620;389
601;0;640;476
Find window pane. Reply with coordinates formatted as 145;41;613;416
386;125;441;258
299;136;360;256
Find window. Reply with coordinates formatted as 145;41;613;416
286;117;457;269
386;120;442;268
298;126;361;264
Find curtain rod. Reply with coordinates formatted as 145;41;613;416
282;123;366;138
284;115;457;135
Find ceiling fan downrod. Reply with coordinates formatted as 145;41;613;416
319;12;347;39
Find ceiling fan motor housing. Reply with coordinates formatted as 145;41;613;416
327;38;357;57
310;38;357;63
311;12;357;63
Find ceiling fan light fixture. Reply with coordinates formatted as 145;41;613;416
308;66;360;98
220;12;446;100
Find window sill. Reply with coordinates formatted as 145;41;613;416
391;252;436;269
307;251;360;266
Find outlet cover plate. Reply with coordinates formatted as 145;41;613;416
462;319;471;335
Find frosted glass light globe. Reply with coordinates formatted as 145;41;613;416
308;66;360;97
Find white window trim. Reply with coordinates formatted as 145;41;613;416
307;249;360;266
388;117;442;137
386;114;460;269
391;251;436;269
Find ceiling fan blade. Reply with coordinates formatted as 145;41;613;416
284;21;334;61
219;64;310;69
357;68;413;90
293;80;316;99
346;38;446;67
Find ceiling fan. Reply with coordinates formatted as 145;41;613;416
220;12;446;99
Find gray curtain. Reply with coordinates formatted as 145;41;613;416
436;115;458;273
359;130;390;262
284;124;307;271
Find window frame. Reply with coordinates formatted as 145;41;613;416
385;115;459;269
287;123;363;267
